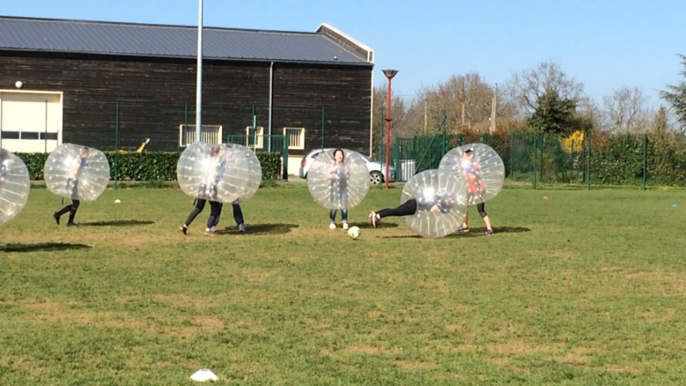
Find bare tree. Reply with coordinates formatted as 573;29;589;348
371;85;410;156
506;60;585;116
602;87;650;133
406;73;516;134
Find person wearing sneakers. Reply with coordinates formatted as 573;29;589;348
53;146;89;227
457;149;494;235
183;201;246;235
328;148;350;230
179;145;247;236
368;195;454;227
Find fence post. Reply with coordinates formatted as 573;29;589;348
283;134;289;180
642;134;648;191
321;106;325;150
510;132;515;178
44;100;49;153
539;133;544;183
532;133;537;189
182;103;189;152
586;131;591;190
114;101;120;188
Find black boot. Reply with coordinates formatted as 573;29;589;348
53;205;71;225
67;209;77;226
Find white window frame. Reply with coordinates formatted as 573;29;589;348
179;124;222;147
245;126;264;149
283;127;305;150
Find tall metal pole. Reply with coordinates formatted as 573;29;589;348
195;0;203;143
382;69;398;189
489;84;497;134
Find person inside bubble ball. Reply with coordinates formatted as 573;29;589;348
180;146;246;236
328;148;350;230
53;146;89;226
457;148;494;235
0;148;10;186
368;188;455;227
179;199;246;236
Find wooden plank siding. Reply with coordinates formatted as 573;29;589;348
0;51;372;153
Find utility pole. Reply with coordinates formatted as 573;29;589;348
489;83;497;134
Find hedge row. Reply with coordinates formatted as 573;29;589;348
15;151;283;181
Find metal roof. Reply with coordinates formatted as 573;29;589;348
0;16;371;66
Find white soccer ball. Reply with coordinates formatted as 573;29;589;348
348;226;361;239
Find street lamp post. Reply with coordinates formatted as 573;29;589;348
195;0;204;143
382;69;398;189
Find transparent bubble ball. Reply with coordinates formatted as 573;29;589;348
401;169;468;238
0;148;30;224
177;142;251;204
439;143;505;205
44;144;110;201
224;144;262;203
307;149;370;210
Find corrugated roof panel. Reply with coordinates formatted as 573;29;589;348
0;16;370;65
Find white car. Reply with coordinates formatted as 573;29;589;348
299;148;396;184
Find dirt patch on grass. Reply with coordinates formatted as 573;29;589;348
624;269;686;296
486;340;554;355
599;364;641;375
345;345;403;356
395;360;438;370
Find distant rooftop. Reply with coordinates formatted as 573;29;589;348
0;16;373;66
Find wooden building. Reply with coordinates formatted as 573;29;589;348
0;16;374;172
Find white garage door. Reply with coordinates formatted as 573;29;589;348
0;91;63;153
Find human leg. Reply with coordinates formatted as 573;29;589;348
341;209;349;229
205;201;222;235
329;209;337;229
368;199;418;227
67;200;80;226
477;203;494;235
180;199;206;234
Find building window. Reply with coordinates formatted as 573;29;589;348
244;126;264;149
179;124;223;147
0;131;57;140
283;127;305;150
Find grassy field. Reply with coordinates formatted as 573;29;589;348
1;183;686;385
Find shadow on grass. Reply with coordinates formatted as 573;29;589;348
0;242;92;253
381;226;532;239
80;220;155;227
445;226;532;238
350;222;399;229
216;223;299;235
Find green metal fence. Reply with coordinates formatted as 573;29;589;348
380;131;686;189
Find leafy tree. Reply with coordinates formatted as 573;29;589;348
528;89;577;134
507;60;585;116
660;54;686;129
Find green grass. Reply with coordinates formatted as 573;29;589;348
1;184;686;385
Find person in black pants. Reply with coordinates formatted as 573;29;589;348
458;149;495;235
179;200;245;235
368;196;453;227
53;146;88;227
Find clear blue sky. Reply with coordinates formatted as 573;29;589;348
3;0;685;107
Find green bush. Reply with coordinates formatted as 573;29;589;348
14;153;49;180
15;151;283;182
256;151;283;180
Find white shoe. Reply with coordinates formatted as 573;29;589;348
238;224;246;232
329;223;336;230
342;222;349;230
